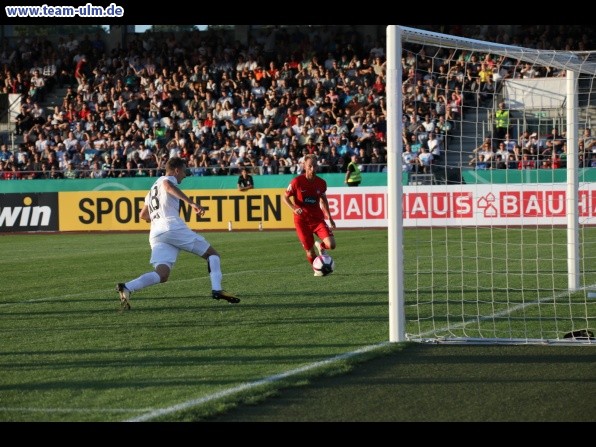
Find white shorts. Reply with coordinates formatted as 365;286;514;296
149;227;210;269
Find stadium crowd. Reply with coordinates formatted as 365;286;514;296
0;24;595;180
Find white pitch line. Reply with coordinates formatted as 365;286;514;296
123;342;391;422
0;407;154;413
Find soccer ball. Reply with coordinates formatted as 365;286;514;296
313;254;335;276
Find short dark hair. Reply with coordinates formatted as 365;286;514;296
166;157;186;172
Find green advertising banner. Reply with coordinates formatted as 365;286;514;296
0;173;390;193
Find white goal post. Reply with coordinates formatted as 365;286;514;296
387;25;596;345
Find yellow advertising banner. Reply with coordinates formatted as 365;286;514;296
59;188;293;231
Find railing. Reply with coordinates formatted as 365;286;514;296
0;163;390;180
510;115;592;142
1;94;23;149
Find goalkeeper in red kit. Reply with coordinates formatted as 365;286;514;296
283;154;337;275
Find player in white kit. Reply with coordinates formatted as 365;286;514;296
116;157;240;309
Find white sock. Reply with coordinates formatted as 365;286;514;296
208;255;222;291
126;271;161;292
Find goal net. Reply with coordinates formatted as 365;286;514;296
387;26;596;345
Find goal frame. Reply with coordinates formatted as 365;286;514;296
387;25;594;344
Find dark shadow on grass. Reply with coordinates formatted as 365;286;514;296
206;343;596;422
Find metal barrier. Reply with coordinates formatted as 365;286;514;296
0;93;22;149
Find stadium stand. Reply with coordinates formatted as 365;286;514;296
0;25;594;181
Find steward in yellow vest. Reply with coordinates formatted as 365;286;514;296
494;101;510;141
345;154;362;186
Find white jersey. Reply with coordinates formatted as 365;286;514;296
145;175;187;237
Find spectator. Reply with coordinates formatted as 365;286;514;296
518;153;536;170
469;153;489;170
494;101;510;143
29;70;46;102
15;104;33;135
506;153;519;169
0;144;13;162
402;144;417;172
446;91;462;121
345;153;362;186
74;55;87;85
427;132;442;163
547;128;565;153
435;115;452;140
89;160;105;178
416;146;434;173
493;154;507;169
64;161;78;179
495;142;510;162
580;128;595;152
503;133;516;153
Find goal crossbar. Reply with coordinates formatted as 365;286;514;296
400;26;596;76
